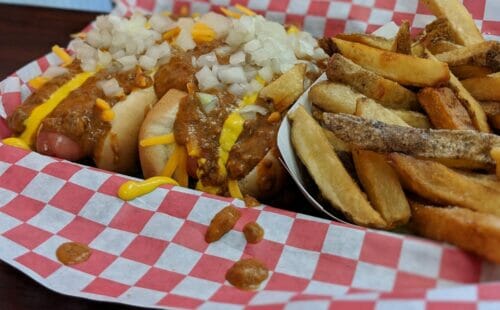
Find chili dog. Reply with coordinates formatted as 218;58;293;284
3;13;174;174
138;9;328;200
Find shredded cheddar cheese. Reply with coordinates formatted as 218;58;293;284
195;181;220;195
52;45;73;66
95;98;111;110
161;144;181;177
174;146;189;187
287;25;301;35
140;133;175;147
163;27;181;43
235;4;256;16
220;7;241;19
228;179;243;199
255;75;266;86
101;109;115;122
218;112;245;178
242;93;258;106
186;140;201;157
28;76;49;90
95;98;114;122
192;22;216;43
267;111;281;123
19;71;93;146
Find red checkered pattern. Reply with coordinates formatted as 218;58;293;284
1;144;500;309
0;1;499;309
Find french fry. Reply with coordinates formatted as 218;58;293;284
335;33;393;51
392;110;431;129
417;18;458;54
410;202;500;264
392;21;412;55
355;98;409;127
451;65;493;79
421;0;484;46
426;40;461;54
317;112;500;168
422;18;454;43
481;101;500;130
323;129;351;153
331;38;450;87
309;81;361;114
326;54;419;110
456;170;500;190
259;63;306;112
461;76;500;102
289;106;386;228
417;87;475;130
448;72;491;132
389;153;500;216
492;147;500;180
425;50;490;132
435;41;499;70
353;150;410;227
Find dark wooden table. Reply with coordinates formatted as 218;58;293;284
0;3;329;309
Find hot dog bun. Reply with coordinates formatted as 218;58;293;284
139;89;187;178
95;86;157;174
139;89;286;200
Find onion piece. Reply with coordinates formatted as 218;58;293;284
117;55;138;71
239;104;268;120
195;66;221;91
218;66;247;84
196;92;219;113
229;51;246;65
42;66;69;79
97;78;124;97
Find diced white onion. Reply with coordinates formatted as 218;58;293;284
97;78;124;97
139;55;156;70
228;83;247;97
149;14;174;33
199;12;231;39
249;79;264;93
239;104;268;120
42;66;69;79
117;55;137;71
97;50;112;68
229;51;246;65
243;39;261;53
218;66;247;84
258;66;273;82
197;52;218;68
195;66;221;91
196;92;219;113
215;45;232;57
175;18;196;51
239;104;268;115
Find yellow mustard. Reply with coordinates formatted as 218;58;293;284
19;71;94;146
118;176;179;201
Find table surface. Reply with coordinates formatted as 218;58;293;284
0;3;327;309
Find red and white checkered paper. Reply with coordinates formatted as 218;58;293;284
0;1;499;309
